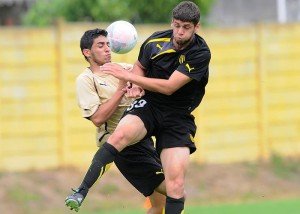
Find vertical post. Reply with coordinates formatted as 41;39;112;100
0;78;2;170
255;24;269;161
0;28;4;170
55;19;68;167
277;0;287;23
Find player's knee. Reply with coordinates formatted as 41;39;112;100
166;178;185;197
108;130;128;150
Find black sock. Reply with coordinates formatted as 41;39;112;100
78;142;119;197
165;196;185;214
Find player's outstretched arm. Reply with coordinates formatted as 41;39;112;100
101;62;191;95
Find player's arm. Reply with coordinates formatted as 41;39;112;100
128;69;191;95
89;84;125;127
76;75;126;127
127;48;211;95
101;62;191;95
131;59;190;95
124;61;146;97
132;60;146;77
124;49;211;95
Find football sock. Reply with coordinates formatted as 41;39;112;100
165;196;185;214
79;142;119;197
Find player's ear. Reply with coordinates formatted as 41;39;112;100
82;49;91;58
195;23;200;32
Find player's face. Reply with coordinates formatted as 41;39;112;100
171;19;199;49
90;35;111;65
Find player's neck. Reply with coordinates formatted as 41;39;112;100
89;63;104;75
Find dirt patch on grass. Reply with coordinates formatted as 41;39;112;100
1;155;300;214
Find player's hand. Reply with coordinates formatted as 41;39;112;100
124;85;145;98
100;63;131;81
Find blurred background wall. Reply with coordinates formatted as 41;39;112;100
0;0;299;172
0;20;299;171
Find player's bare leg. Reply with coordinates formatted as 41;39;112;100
160;147;190;214
147;191;166;214
108;114;147;150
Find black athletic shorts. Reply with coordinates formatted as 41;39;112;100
124;97;197;155
114;138;164;197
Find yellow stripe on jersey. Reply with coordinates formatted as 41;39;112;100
190;134;195;143
151;49;176;59
146;37;171;46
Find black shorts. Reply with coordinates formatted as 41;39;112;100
114;138;164;197
124;97;197;155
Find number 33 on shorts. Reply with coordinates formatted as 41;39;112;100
127;99;147;111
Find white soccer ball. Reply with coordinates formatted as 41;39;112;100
106;20;138;54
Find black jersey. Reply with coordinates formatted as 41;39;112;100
138;29;211;112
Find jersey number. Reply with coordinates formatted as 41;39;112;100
127;99;147;111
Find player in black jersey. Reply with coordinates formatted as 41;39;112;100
71;1;211;214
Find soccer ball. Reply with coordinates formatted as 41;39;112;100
106;20;138;54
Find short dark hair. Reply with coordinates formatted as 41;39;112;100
172;1;200;25
80;28;108;61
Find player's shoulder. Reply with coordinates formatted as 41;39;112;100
194;34;210;53
149;29;172;39
187;34;211;60
144;29;173;44
76;68;93;83
143;29;172;48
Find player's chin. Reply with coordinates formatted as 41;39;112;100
175;38;187;46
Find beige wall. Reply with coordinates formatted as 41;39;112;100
0;21;299;171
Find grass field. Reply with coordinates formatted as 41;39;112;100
85;198;300;214
1;157;300;214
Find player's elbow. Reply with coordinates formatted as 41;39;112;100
91;117;105;127
162;86;176;95
91;120;101;127
164;90;173;95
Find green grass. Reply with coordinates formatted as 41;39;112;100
7;185;41;213
187;198;300;214
80;198;300;214
270;153;300;178
98;183;120;194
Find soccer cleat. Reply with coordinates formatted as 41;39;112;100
65;188;85;212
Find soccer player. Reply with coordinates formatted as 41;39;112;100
65;28;166;213
68;1;211;213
